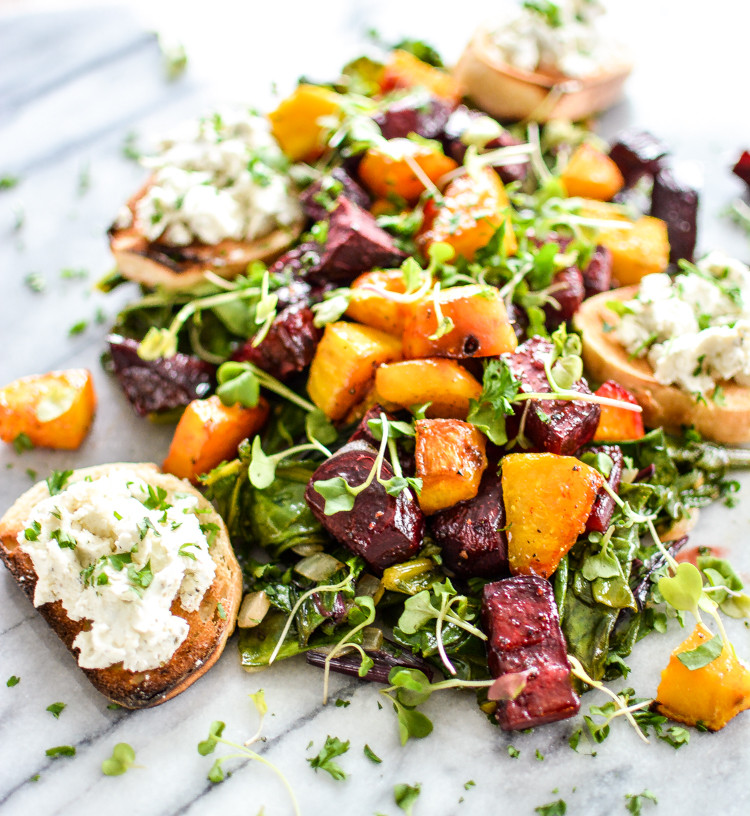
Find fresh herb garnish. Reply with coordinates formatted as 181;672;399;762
102;743;136;776
47;470;73;495
307;735;350;781
7;675;20;687
625;790;658;815
363;744;382;764
46;745;76;758
534;801;566;816
13;432;34;453
46;702;66;718
394;782;421;815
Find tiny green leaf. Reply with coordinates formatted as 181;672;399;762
306;408;338;446
46;745;76;758
394;782;421;815
364;744;382;764
313;476;357;516
677;633;723;670
250;689;268;717
208;758;226;783
198;721;226;755
625;790;658;815
101;743;136;776
534;800;567;816
307;735;350;781
248;436;277;490
46;702;66;718
6;675;20;687
658;562;703;613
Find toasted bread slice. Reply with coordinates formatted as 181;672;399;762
0;463;242;709
109;184;303;291
574;287;750;444
453;27;631;122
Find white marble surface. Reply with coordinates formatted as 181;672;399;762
1;2;750;814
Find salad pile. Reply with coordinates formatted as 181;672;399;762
97;37;750;745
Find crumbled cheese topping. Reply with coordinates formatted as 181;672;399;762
19;469;216;672
135;108;301;246
615;251;750;394
487;1;627;78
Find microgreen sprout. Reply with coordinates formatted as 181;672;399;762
197;692;299;815
322;596;376;704
307;735;350;781
427;281;455;341
101;743;137;776
248;436;331;490
251;270;278;347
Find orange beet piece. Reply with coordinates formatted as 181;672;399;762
502;453;603;578
375;358;482;419
561;143;625;201
347;269;417;336
163;395;269;483
403;284;518;360
593;380;645;441
0;368;96;450
358;139;458;204
415;418;487;514
380;49;462;103
419;166;517;261
268;84;343;162
654;622;750;731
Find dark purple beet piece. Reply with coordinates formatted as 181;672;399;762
608;129;668;188
108;335;215;416
733;150;750;189
543;266;585;328
267;241;323;283
373;93;453;141
317;198;406;283
481;576;580;730
300;168;371;223
503;337;600;455
650;165;699;264
305;439;424;573
443;105;528;185
231;304;321;380
582;244;613;299
431;468;508;578
585;445;624;534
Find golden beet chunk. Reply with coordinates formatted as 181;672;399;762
403;284;518;359
561;143;625;201
307;322;403;421
415;418;487;515
653;622;750;731
375;358;482;419
163;395;269;483
380;49;462;103
0;368;97;450
502;453;603;578
580;200;669;285
268;85;343;162
419;166;517;261
358;139;457;204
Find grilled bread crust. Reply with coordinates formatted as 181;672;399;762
0;463;242;709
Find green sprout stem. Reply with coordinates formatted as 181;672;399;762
322;597;376;704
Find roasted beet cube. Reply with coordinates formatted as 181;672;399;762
373;92;453;141
305;439;424;573
608;129;668;188
300;168;371;223
431;468;508;578
231;304;321;380
108;336;215;416
542;266;584;328
317;198;406;283
442;105;528;185
582;244;613;299
481;576;579;730
268;241;323;283
584;445;624;533
650;165;699;264
733;150;750;189
503;337;600;455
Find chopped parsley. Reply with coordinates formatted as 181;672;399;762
7;675;20;687
46;702;66;719
47;470;73;496
216;602;227;620
45;745;76;758
307;735;350;781
13;432;34;454
363;744;382;764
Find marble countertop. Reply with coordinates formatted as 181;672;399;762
1;2;749;814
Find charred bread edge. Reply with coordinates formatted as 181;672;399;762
0;462;243;709
109;183;303;291
574;287;750;445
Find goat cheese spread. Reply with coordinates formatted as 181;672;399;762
135;108;301;247
487;0;627;78
19;469;216;672
615;251;750;394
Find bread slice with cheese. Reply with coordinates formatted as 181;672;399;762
0;463;242;709
109;184;303;291
574;287;750;444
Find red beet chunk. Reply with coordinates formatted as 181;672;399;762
318;198;406;283
608;129;668;188
431;468;508;578
300;168;371;223
733;150;750;189
443;105;528;185
503;337;600;455
305;439;424;573
108;336;215;416
584;445;624;533
268;241;323;282
373;92;453;140
650;165;699;264
582;245;613;299
232;304;321;381
481;576;580;730
543;266;585;328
